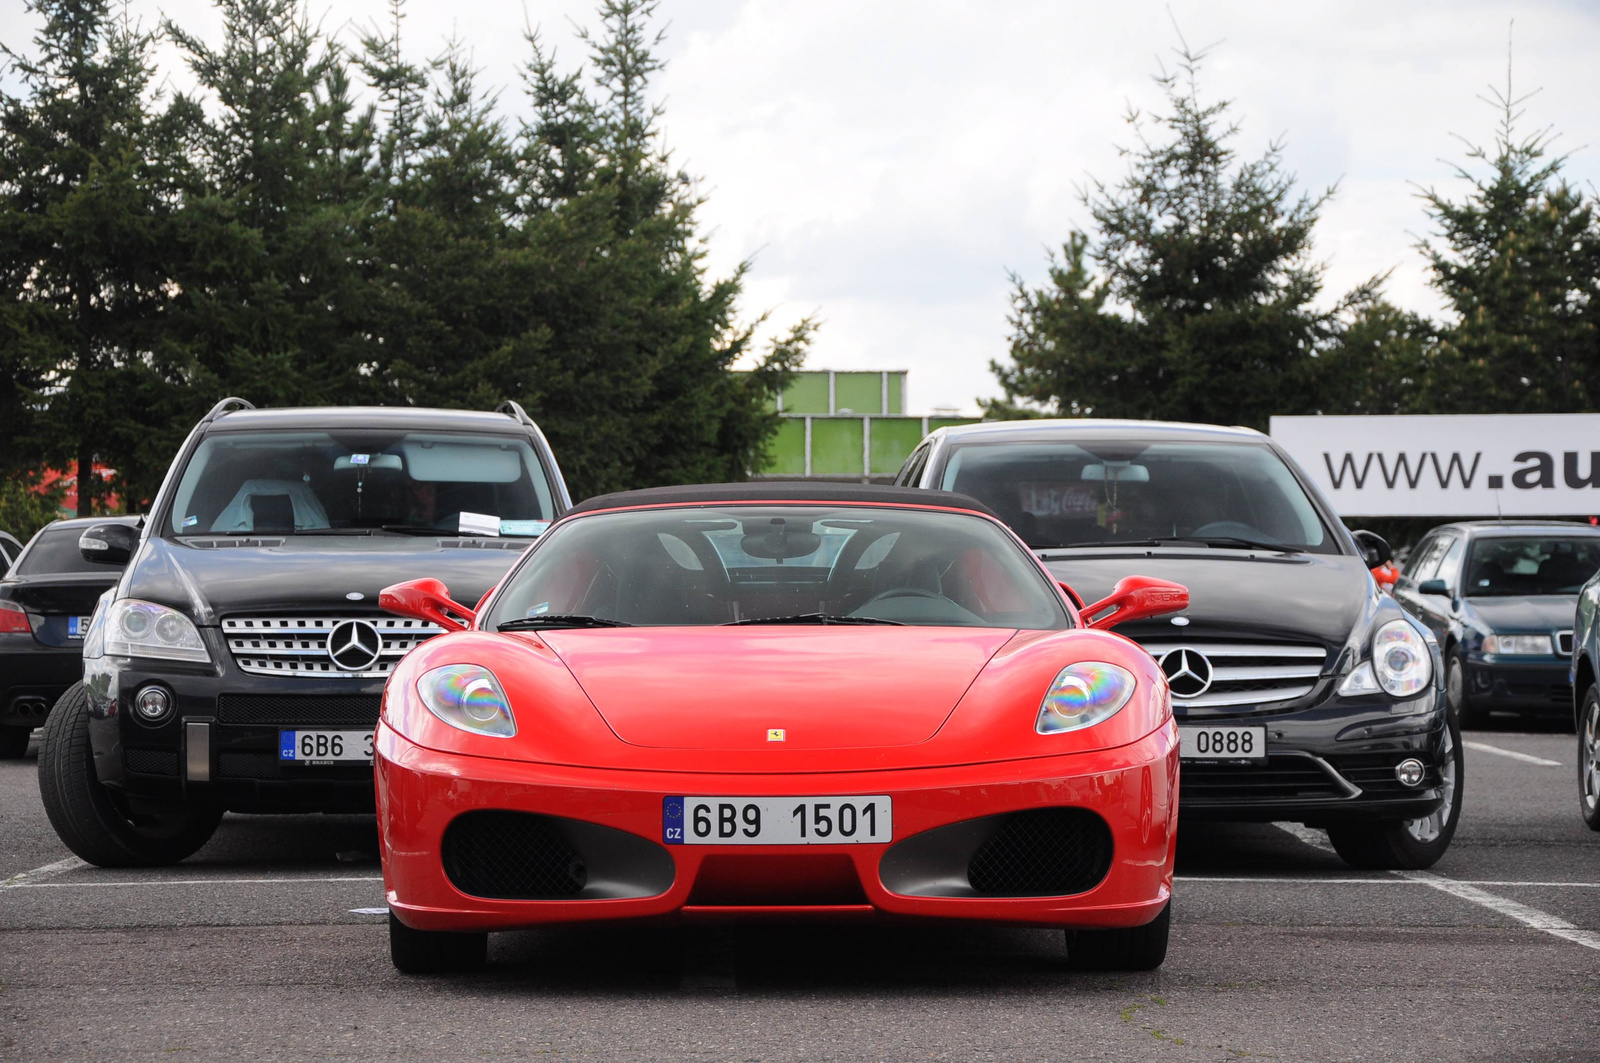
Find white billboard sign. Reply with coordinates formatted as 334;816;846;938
1269;414;1600;517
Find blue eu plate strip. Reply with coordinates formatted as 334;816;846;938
279;731;296;761
662;796;684;845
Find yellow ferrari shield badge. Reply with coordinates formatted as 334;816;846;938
767;728;786;742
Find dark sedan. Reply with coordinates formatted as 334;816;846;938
0;516;140;756
1393;522;1600;729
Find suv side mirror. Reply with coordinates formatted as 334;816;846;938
379;578;476;632
79;523;138;566
1080;575;1190;631
1350;529;1393;570
1418;578;1450;597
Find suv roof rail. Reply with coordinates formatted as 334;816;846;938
203;397;256;423
495;400;535;428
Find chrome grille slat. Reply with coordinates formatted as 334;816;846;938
222;615;442;678
1137;639;1329;708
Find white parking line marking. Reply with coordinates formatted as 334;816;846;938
1464;741;1563;767
1397;870;1600;952
5;875;383;889
0;857;88;891
349;907;390;915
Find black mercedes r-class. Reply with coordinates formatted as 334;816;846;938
38;398;571;866
1393;522;1600;729
897;420;1458;870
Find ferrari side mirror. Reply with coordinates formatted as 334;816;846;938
1080;575;1190;631
380;578;476;632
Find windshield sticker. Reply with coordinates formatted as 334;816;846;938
458;511;501;537
529;602;551;616
500;519;551;537
349;453;371;466
181;515;198;528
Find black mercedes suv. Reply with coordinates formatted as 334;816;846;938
39;399;571;866
897;420;1460;870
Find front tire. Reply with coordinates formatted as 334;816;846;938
1578;686;1600;831
388;913;488;974
1065;901;1170;971
0;725;31;759
1447;657;1488;729
37;682;222;867
1327;713;1463;870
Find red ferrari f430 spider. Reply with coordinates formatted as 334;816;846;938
374;483;1187;973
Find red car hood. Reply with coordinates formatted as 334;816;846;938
539;627;1015;750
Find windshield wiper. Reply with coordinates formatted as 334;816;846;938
497;614;633;631
1157;536;1303;554
1037;539;1164;552
725;612;904;627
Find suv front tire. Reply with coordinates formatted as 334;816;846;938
38;683;223;867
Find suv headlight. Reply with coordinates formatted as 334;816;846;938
1483;634;1553;655
1036;662;1136;734
417;664;515;738
104;599;210;663
1338;618;1432;699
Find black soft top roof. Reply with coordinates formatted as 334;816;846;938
566;481;999;519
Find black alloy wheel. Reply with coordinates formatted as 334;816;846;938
36;682;222;867
1065;900;1170;971
1447;656;1488;730
1579;686;1600;831
1327;712;1463;870
0;725;30;759
388;912;488;974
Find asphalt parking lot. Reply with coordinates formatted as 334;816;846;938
2;721;1597;1062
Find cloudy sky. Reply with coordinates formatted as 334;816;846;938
3;0;1598;413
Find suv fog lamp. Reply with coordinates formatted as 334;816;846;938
1483;634;1554;656
1394;758;1426;788
134;685;172;722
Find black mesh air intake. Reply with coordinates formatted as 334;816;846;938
217;694;381;726
966;808;1114;897
442;811;589;900
124;748;179;776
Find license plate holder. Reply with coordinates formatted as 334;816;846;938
278;729;374;765
663;795;892;845
1178;724;1268;764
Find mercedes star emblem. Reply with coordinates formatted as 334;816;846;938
327;619;384;672
1158;647;1214;698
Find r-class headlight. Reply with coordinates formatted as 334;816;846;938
1338;618;1432;699
104;599;210;663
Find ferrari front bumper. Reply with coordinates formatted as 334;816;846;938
376;721;1178;934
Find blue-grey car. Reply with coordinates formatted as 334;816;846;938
1394;522;1600;731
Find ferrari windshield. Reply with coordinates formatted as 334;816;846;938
939;440;1335;553
486;505;1070;628
1464;537;1600;597
165;430;557;537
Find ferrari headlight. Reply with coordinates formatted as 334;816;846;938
1483;634;1553;656
1372;619;1431;697
1036;662;1136;734
104;599;209;663
417;664;515;738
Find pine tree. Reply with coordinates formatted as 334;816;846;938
1418;69;1600;413
0;0;181;513
990;43;1379;429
